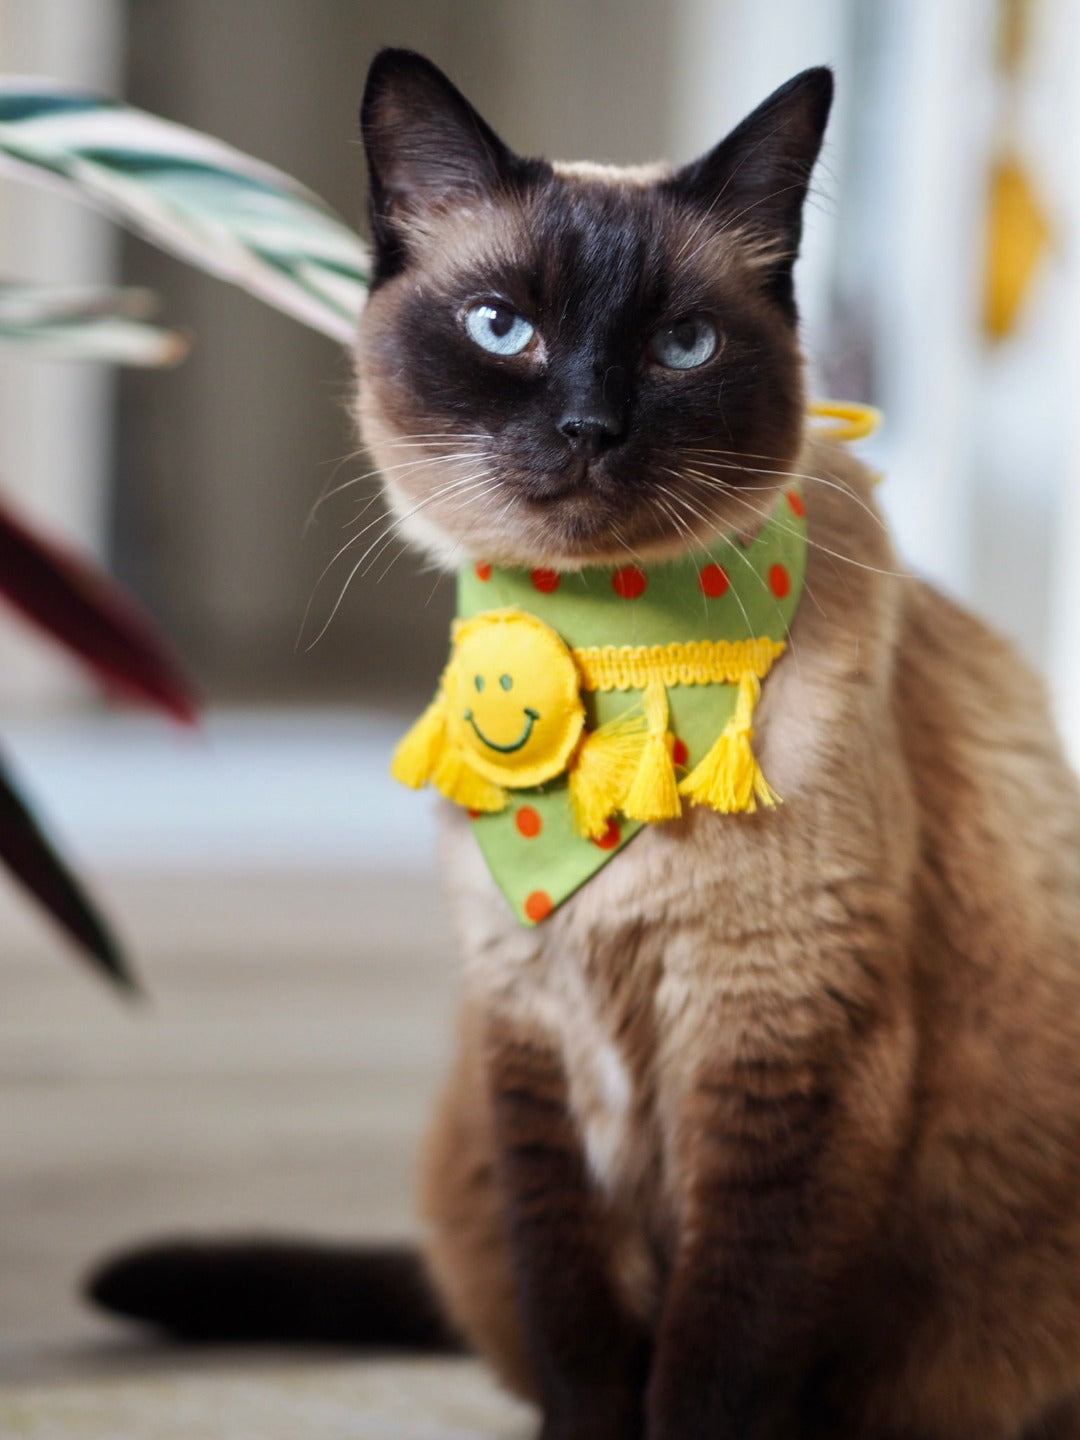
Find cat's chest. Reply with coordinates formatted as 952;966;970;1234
449;804;797;1197
540;923;663;1199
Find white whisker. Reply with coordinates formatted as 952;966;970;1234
679;464;904;580
679;447;889;535
299;468;497;649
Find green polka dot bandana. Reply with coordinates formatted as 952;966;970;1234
397;483;806;924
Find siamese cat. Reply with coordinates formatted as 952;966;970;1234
90;49;1080;1440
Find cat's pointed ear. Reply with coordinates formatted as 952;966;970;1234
360;49;517;281
668;67;833;315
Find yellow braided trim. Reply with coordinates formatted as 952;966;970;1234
572;637;786;692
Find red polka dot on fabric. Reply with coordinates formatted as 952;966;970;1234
524;889;553;922
786;489;805;518
768;563;791;598
698;562;729;598
530;568;560;594
671;737;689;767
474;561;492;581
591;818;621;850
515;805;542;838
611;564;647;599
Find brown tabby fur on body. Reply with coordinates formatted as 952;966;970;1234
87;48;1080;1440
354;51;1080;1440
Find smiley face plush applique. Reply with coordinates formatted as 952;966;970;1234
447;611;585;789
390;608;588;815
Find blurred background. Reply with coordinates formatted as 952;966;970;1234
2;0;1080;1390
3;0;1080;855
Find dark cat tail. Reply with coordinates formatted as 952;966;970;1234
85;1238;463;1349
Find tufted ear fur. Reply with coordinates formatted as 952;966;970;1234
360;48;521;285
666;67;833;317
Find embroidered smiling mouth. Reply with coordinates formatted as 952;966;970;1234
465;706;540;753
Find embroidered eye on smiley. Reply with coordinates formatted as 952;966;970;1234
448;609;585;788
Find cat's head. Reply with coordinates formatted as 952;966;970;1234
354;49;832;569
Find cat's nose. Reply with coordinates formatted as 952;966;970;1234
557;406;624;456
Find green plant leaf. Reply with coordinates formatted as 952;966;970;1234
0;82;368;343
0;746;136;992
0;489;198;723
0;279;189;365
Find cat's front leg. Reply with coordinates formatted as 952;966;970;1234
646;1000;914;1440
485;1013;649;1440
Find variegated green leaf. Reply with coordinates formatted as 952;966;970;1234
0;280;189;365
0;81;369;344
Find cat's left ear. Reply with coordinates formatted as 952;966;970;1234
668;67;833;316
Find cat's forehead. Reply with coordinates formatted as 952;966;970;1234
412;161;760;317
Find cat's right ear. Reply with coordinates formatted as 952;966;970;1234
360;49;516;282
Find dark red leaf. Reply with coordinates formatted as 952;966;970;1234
0;493;197;723
0;748;137;992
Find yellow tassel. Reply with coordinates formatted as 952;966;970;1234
431;747;507;813
622;674;681;823
391;688;449;789
678;671;780;814
568;710;647;839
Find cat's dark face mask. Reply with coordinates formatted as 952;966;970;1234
354;49;832;568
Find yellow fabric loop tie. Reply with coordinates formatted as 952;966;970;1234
573;637;786;692
807;398;881;443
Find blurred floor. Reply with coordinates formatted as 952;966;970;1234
0;708;428;871
0;717;531;1435
3;1357;533;1439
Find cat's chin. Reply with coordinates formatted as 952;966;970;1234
386;483;769;574
502;478;782;567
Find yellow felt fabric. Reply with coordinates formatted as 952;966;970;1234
806;399;881;442
446;609;585;789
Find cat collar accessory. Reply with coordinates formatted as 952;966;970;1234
391;402;878;924
394;610;786;830
393;482;803;926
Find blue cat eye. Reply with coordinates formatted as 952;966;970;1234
463;301;536;357
650;315;718;370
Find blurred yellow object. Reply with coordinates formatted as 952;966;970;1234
807;399;881;442
983;152;1051;340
